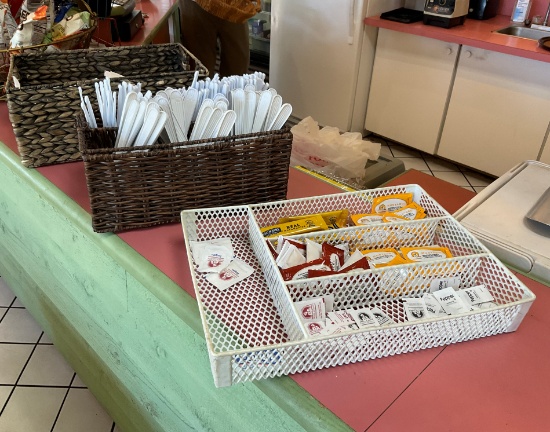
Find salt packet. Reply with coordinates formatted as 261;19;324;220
347;308;379;328
432;287;471;315
457;285;496;310
205;258;254;291
402;298;428;321
189;238;234;273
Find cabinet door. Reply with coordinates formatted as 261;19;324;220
438;46;550;177
365;28;458;154
540;134;550;165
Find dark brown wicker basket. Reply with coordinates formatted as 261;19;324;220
6;43;208;168
76;116;293;233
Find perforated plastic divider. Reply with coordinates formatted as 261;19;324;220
181;187;536;387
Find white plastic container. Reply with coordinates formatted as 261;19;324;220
511;0;532;22
181;185;536;387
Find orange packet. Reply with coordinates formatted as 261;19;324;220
371;193;413;214
360;247;407;268
399;246;453;263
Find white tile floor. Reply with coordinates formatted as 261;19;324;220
0;140;495;431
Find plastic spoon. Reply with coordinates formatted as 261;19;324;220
251;90;272;133
267;103;292;131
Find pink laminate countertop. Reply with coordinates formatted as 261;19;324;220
364;14;550;63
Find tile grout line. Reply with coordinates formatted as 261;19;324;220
49;373;77;432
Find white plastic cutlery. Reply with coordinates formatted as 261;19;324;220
251;90;272;133
267;103;292;131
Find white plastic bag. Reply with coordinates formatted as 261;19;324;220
290;116;381;179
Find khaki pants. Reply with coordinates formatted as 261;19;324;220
180;0;250;78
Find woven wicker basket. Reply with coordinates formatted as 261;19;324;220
0;0;98;95
6;43;208;168
76;116;293;233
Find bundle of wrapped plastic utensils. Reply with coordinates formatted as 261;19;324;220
78;72;293;148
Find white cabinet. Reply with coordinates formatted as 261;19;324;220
365;28;458;154
540;135;550;165
438;46;550;177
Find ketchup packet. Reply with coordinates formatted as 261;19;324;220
322;243;345;271
280;258;330;281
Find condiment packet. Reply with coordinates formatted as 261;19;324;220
399;246;453;263
327;310;356;327
278;209;349;229
347;308;380;328
322;243;345;271
305;238;322;261
261;215;328;238
361;248;407;268
340;249;365;271
280;258;331;281
402;298;429;321
371;193;414;214
390;202;426;220
351;213;384;226
205;258;254;291
276;242;307;269
370;307;396;326
266;240;279;260
422;293;447;317
305;321;326;336
189;238;234;273
276;236;306;254
294;296;326;323
458;284;494;306
429;276;461;293
432;287;471;315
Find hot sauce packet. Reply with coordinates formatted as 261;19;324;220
322;242;345;271
371;193;414;214
278;209;349;229
280;258;331;281
261;215;328;238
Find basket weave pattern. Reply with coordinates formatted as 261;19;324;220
6;43;208;167
76;118;293;233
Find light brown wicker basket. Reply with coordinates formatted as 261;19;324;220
6;43;208;167
76;115;293;233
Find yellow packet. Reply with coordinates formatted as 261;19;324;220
391;202;426;220
381;213;410;223
278;209;349;229
399;246;453;263
261;215;328;238
351;213;384;226
360;247;407;268
371;193;413;214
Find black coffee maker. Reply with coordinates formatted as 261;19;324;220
468;0;500;19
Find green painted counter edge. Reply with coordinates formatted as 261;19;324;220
0;141;351;432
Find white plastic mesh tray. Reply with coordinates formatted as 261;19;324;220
180;185;536;387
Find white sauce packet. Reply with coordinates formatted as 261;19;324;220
306;238;323;261
370;307;396;326
459;284;494;306
429;276;461;293
402;298;429;321
205;258;254;291
347;308;379;328
422;293;447;317
190;238;234;273
276;243;307;269
432;287;471;315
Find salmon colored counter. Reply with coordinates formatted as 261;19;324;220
364;14;550;63
1;98;550;431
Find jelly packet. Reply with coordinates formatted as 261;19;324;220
189;238;234;273
205;258;254;291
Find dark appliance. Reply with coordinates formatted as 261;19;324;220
468;0;499;20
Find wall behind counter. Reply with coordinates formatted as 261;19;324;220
498;0;550;17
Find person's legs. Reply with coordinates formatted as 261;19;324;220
180;0;218;77
217;20;250;77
